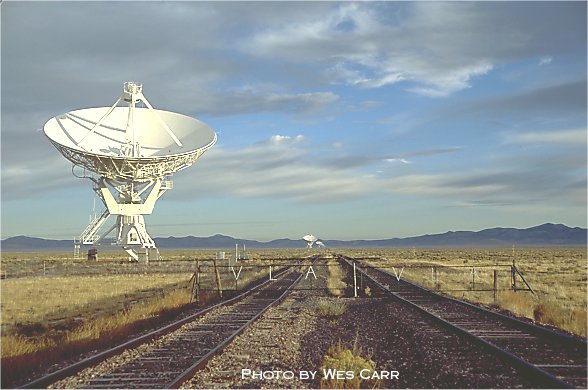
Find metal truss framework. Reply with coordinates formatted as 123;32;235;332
76;177;173;262
51;136;215;183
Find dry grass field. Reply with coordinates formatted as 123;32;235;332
346;248;587;337
0;249;305;386
1;274;189;336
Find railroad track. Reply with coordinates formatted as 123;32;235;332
338;254;587;389
21;258;316;389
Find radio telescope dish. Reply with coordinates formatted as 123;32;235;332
43;82;217;262
303;234;318;249
44;83;216;182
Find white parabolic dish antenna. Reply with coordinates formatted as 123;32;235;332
43;81;217;261
302;234;318;249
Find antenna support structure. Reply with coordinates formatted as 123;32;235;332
44;81;216;262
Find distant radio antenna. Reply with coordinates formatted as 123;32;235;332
303;234;318;249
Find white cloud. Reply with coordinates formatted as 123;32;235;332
266;135;305;145
380;163;586;208
252;2;491;95
354;72;408;89
539;56;553;65
503;128;587;146
358;100;385;110
175;87;339;117
1;155;85;200
244;2;583;97
406;62;494;97
168;134;585;210
173;136;378;203
382;173;506;197
385;158;411;164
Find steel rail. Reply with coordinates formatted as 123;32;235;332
386;268;583;345
19;265;294;389
166;258;314;388
358;256;586;346
337;254;586;389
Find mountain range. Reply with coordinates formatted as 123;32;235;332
1;223;585;252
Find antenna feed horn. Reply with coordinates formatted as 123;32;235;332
123;81;143;103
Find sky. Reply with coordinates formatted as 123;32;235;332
1;1;586;241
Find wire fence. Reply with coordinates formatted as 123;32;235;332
2;256;583;305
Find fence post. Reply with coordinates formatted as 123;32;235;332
189;261;200;304
493;270;497;302
196;260;200;304
471;267;475;290
353;261;358;297
213;258;223;300
514;266;535;295
511;263;517;292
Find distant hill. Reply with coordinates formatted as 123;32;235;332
325;223;587;248
1;223;585;252
0;236;73;252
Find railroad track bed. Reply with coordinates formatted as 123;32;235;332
181;256;541;389
181;290;319;389
183;300;540;388
341;255;587;388
180;258;335;389
41;265;305;389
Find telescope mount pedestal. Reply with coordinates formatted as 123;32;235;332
78;177;172;262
